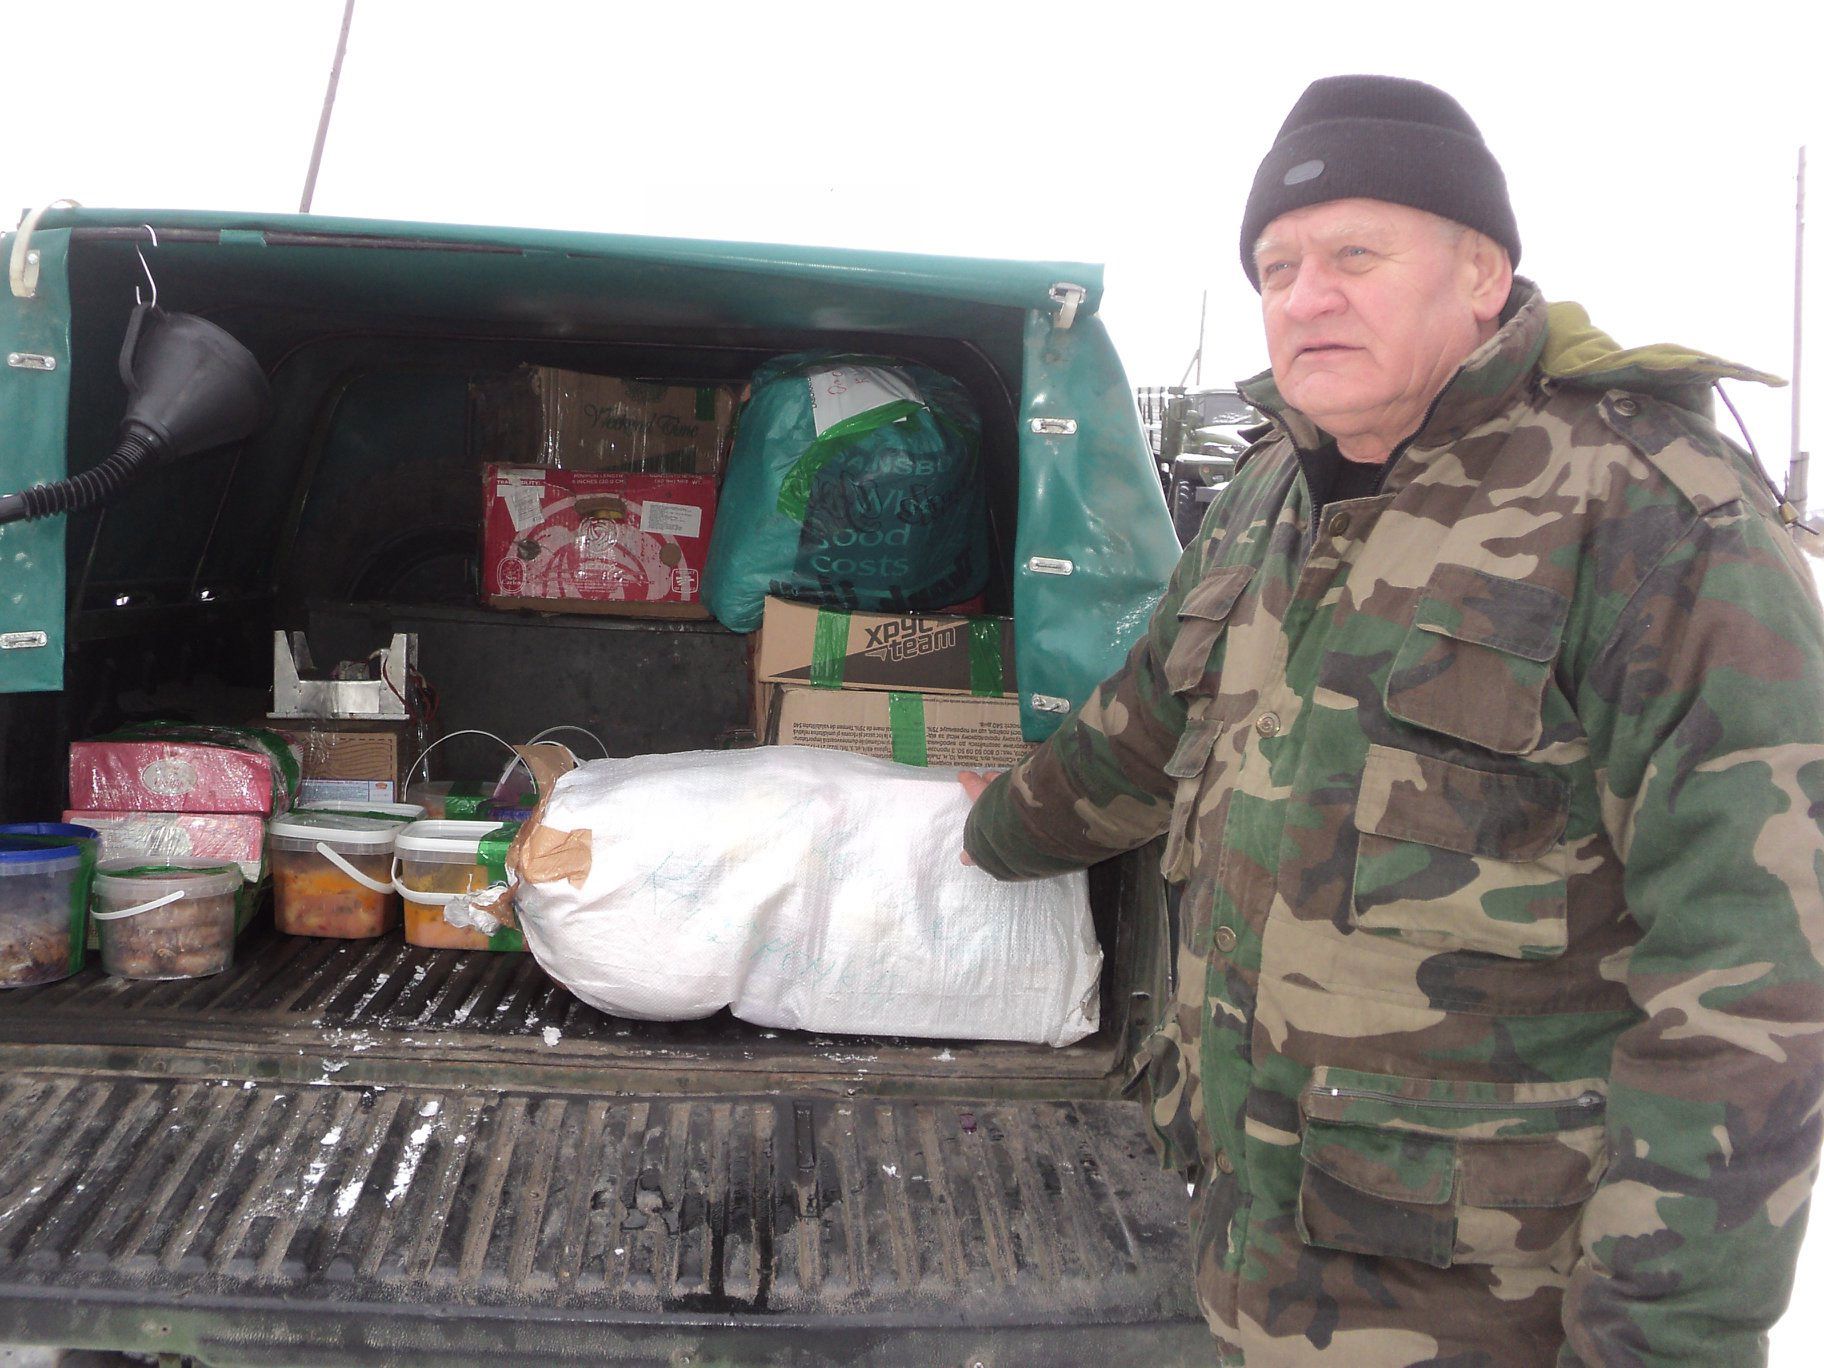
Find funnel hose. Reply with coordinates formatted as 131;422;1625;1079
0;432;157;524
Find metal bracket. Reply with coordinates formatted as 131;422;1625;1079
1048;282;1087;330
1029;417;1078;436
0;631;49;651
6;352;56;371
1027;556;1075;576
1029;693;1072;714
271;629;417;719
7;199;80;299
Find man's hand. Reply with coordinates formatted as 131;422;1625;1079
957;769;1004;866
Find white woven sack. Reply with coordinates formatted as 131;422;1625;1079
510;746;1101;1047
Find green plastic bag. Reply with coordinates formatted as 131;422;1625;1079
703;354;985;632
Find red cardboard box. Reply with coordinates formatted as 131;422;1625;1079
483;464;716;618
68;740;289;815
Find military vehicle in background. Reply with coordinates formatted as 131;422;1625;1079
1136;385;1259;544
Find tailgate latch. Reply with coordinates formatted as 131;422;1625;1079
1048;281;1087;330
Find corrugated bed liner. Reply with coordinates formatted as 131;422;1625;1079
0;917;1120;1091
0;1070;1204;1365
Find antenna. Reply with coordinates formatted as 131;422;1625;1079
1791;146;1807;518
300;0;358;214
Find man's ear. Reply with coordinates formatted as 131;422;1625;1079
1464;232;1514;324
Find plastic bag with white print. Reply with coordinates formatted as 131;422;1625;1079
510;746;1101;1047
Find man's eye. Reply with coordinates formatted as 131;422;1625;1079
1260;260;1293;281
1338;246;1375;268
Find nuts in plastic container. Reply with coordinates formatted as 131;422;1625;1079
91;861;243;981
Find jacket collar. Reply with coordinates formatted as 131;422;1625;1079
1238;279;1549;457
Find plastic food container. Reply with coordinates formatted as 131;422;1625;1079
405;781;532;821
91;860;242;980
393;820;525;952
268;811;409;939
0;839;87;987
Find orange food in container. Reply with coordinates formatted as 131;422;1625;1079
393;820;525;952
267;811;409;939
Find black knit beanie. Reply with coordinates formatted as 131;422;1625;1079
1239;75;1520;289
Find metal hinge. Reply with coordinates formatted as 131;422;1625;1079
1029;417;1077;436
6;352;56;371
0;631;49;651
8;198;80;300
1030;693;1072;714
1027;556;1075;576
1048;282;1087;330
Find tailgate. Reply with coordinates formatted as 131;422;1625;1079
0;1069;1206;1365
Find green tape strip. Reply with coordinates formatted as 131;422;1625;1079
476;822;521;886
810;608;851;689
293;808;409;824
968;619;1004;697
443;784;497;819
775;398;925;521
476;822;526;952
105;862;239;878
887;692;928;767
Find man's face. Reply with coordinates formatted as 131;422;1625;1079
1254;198;1508;460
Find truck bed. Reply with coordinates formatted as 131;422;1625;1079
0;938;1204;1364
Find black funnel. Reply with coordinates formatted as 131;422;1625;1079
0;305;271;525
117;305;271;457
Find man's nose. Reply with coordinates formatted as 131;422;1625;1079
1282;260;1345;320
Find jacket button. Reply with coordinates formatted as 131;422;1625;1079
1612;396;1641;417
1214;925;1238;953
1255;712;1280;737
1326;511;1351;537
1215;1148;1235;1175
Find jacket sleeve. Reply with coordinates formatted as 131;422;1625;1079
1561;500;1824;1365
962;517;1219;880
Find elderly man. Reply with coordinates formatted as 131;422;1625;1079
963;76;1824;1364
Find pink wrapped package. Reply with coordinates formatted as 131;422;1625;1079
63;811;267;883
68;725;299;816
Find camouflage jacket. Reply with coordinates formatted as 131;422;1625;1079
965;283;1824;1365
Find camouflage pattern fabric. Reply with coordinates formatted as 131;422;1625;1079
965;281;1824;1365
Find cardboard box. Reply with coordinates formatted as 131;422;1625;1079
482;464;716;618
69;739;290;816
766;686;1030;769
64;810;267;884
756;596;1015;695
271;720;412;805
471;368;736;476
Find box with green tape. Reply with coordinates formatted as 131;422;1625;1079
755;597;1016;696
766;685;1029;770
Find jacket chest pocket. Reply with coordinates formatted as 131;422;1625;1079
1297;1067;1607;1272
1160;564;1254;891
1353;744;1570;959
1359;563;1574;959
1383;563;1569;756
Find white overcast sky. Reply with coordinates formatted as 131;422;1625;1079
6;1;1824;1352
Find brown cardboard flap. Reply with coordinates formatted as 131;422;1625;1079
506;741;591;890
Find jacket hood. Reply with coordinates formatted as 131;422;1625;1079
1538;301;1784;419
